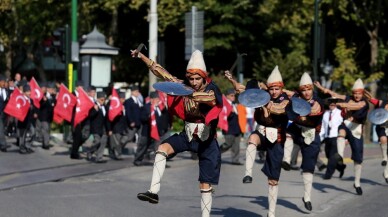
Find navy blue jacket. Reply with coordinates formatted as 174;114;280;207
124;97;142;129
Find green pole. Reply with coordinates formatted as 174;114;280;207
65;25;70;86
71;0;78;92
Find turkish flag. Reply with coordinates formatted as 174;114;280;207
53;84;77;123
74;87;94;127
53;112;64;124
4;88;30;122
217;95;232;131
145;91;166;110
108;88;123;121
29;77;43;108
158;91;167;110
150;104;160;141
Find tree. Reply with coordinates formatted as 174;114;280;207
332;38;384;90
322;0;388;92
0;0;70;79
252;0;315;89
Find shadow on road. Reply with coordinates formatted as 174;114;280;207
210;207;262;217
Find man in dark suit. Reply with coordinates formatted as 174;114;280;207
134;91;170;166
124;86;142;143
0;74;9;152
17;84;38;154
87;91;108;163
70;81;92;159
107;91;128;160
37;81;56;150
220;88;243;165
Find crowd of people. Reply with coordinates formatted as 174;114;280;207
1;49;387;217
0;72;171;166
224;66;387;217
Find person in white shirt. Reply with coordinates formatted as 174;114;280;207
320;98;346;179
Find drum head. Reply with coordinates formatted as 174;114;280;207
291;97;311;116
368;108;388;125
238;89;271;108
153;82;194;96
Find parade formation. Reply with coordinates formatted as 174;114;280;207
0;49;387;217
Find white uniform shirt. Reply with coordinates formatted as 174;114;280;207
246;107;254;119
320;107;343;140
0;88;7;101
131;95;143;107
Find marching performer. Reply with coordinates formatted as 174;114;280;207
364;91;388;183
315;78;369;195
282;72;324;211
131;48;223;217
225;66;290;217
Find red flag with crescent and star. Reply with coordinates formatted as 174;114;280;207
217;95;232;131
73;87;94;127
4;88;30;122
29;77;44;108
108;88;123;121
53;84;77;123
150;103;160;141
53;112;64;124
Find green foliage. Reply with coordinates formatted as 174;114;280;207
253;0;316;89
253;48;310;90
332;38;384;90
51;121;64;133
210;72;234;95
172;117;184;132
332;38;364;89
0;0;387;96
377;40;388;68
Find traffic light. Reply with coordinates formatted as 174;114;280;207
52;27;69;63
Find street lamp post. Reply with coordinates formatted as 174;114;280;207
79;27;119;89
148;0;158;93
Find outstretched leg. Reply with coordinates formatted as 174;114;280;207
243;133;260;183
267;179;279;217
137;143;174;204
302;172;313;211
380;136;387;166
354;163;363;195
200;183;213;217
282;135;293;171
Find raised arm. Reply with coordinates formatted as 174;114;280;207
336;101;367;111
190;90;217;106
281;88;295;98
224;70;246;93
266;100;290;115
363;89;382;107
131;50;182;83
313;81;346;100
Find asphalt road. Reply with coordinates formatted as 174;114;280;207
0;143;387;217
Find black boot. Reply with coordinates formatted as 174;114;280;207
137;191;159;204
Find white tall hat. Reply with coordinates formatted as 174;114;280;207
299;72;313;87
352;78;364;91
267;65;283;87
186;50;207;72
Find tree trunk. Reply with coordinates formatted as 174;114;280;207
5;49;12;79
364;26;379;143
108;8;118;46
